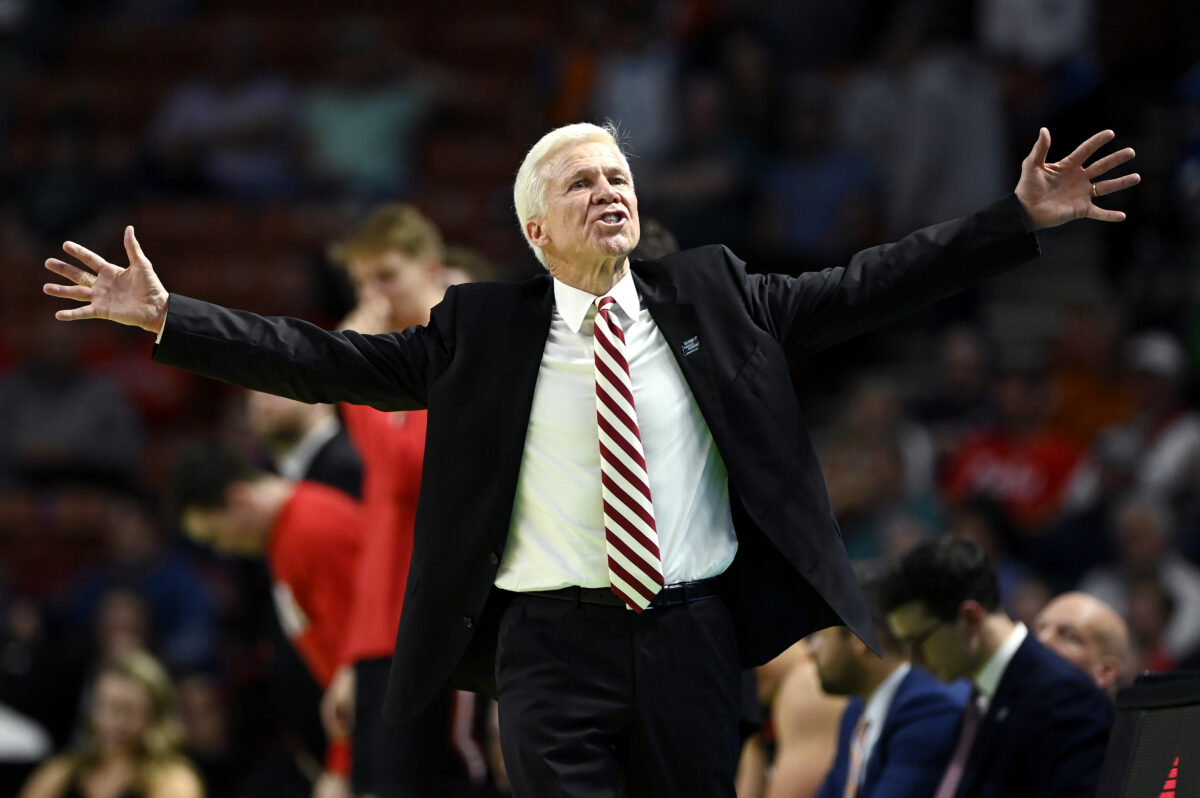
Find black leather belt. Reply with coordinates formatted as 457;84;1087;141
522;578;721;610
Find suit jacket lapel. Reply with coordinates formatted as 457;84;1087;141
958;637;1034;796
494;276;554;474
633;269;727;435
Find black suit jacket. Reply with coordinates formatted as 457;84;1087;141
957;634;1114;798
154;195;1038;720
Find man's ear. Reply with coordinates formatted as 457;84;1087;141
526;218;549;249
958;599;988;632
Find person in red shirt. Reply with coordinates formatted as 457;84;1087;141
943;363;1083;535
171;443;363;798
322;204;491;798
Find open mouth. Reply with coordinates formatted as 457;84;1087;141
597;212;626;225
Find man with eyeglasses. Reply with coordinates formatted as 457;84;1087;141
879;538;1113;798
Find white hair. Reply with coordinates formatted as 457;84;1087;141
513;122;631;268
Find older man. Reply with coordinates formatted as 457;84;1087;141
1034;591;1129;697
45;123;1136;797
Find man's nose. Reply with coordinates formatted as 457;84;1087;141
593;181;619;202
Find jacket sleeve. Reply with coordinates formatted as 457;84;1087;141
153;289;458;411
866;690;964;798
1023;678;1113;798
741;194;1039;355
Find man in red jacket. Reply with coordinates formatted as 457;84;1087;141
322;204;491;798
171;443;363;797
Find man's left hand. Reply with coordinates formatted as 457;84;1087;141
1015;128;1140;229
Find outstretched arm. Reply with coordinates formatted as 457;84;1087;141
44;226;169;334
1015;128;1140;229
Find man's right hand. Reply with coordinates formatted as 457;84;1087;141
44;225;170;335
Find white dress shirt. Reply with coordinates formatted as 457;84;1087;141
856;661;912;782
495;272;738;591
973;622;1028;716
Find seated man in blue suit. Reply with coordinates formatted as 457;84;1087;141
810;566;966;798
881;538;1113;798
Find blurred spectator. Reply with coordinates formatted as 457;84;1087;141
645;72;753;251
1125;576;1177;672
299;16;437;200
0;701;52;798
947;497;1032;615
61;491;216;673
1080;493;1200;663
1037;427;1136;590
243;391;362;499
915;326;997;470
0;318;144;490
942;361;1083;535
838;5;1005;238
17;649;202;798
752;73;881;271
146;18;298;199
175;672;239;798
171;442;363;797
629;217;679;261
881;537;1113;798
15;103;123;247
1045;302;1136;447
736;641;846;798
1033;591;1129;697
0;0;63;75
807;565;966;798
976;0;1101;137
587;5;680;163
1071;330;1200;512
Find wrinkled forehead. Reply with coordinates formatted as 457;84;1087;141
542;140;632;182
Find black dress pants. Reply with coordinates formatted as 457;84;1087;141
495;592;741;798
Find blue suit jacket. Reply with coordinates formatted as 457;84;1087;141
816;667;967;798
955;635;1113;798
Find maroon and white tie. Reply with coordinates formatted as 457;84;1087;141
593;295;664;611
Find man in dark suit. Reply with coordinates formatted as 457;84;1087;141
809;568;966;798
881;537;1115;798
44;124;1136;797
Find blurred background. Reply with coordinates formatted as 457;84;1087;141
1;0;1199;794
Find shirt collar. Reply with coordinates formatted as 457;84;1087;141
553;270;640;334
861;661;910;737
974;622;1027;704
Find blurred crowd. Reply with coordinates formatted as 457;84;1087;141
2;0;1200;796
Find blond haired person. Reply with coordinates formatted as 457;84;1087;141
19;650;202;798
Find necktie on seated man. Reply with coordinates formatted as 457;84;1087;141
843;716;869;798
593;295;664;611
933;687;982;798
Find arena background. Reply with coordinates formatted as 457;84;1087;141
1;0;1198;795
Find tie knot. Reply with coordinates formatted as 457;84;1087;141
597;295;616;313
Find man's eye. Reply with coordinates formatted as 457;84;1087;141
572;179;587;189
612;176;627;185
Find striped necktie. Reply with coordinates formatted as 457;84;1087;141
593;295;664;611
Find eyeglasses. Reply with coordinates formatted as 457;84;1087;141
898;622;943;652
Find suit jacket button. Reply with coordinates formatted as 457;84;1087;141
488;552;500;565
462;616;474;629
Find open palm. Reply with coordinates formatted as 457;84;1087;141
44;225;170;334
1016;128;1140;229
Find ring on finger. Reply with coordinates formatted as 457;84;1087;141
1092;183;1099;199
80;272;96;288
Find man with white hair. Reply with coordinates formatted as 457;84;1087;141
44;122;1137;797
